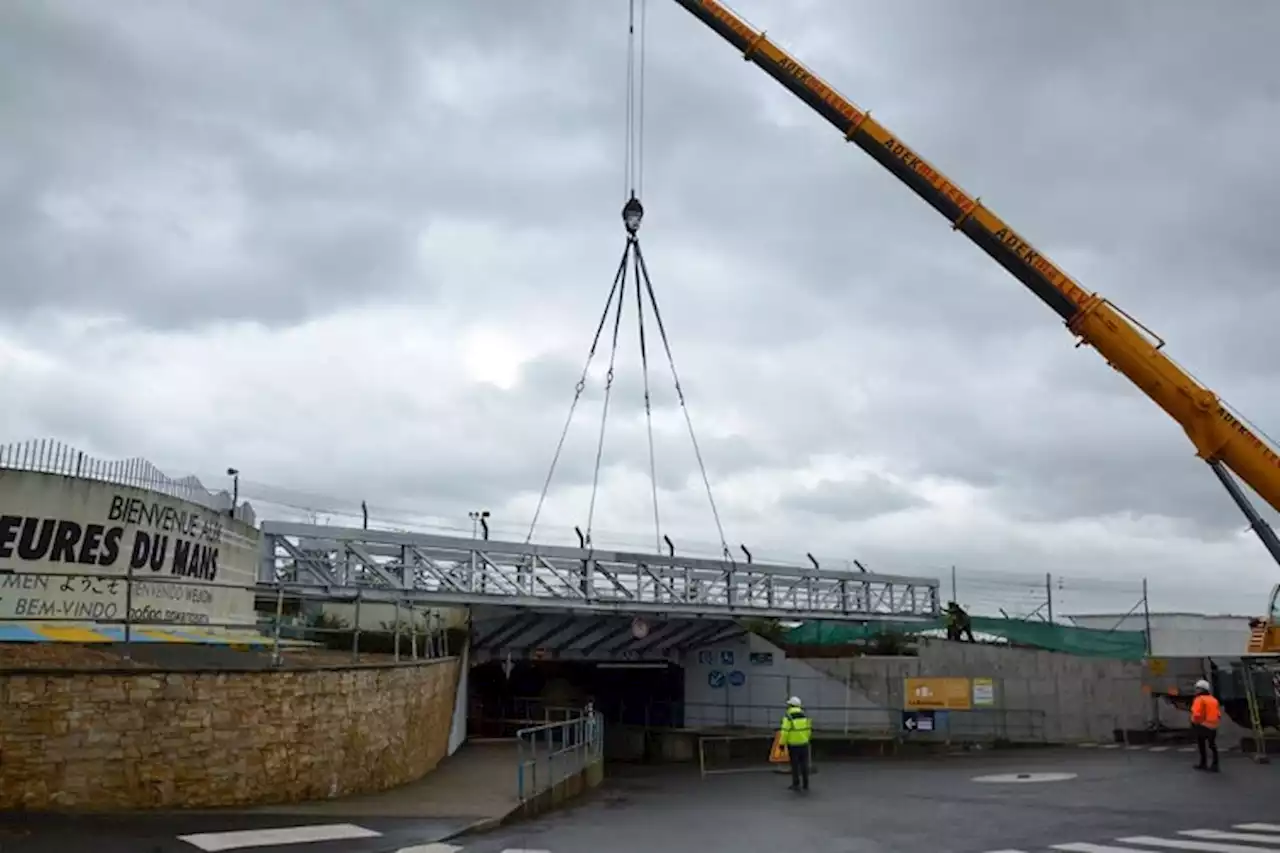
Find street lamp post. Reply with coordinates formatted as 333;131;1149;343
226;467;240;519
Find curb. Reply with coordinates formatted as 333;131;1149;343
365;814;513;853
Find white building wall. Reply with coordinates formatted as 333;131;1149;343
681;632;889;732
1068;613;1252;658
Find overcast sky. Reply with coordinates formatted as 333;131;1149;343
3;0;1279;615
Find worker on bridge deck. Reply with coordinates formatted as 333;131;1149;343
1190;679;1221;772
780;696;812;791
946;601;975;643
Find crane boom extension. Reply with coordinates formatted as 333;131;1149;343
670;0;1280;516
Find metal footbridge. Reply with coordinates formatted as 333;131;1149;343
259;522;941;622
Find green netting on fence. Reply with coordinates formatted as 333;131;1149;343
782;616;1147;660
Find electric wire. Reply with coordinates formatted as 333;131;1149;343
524;248;630;544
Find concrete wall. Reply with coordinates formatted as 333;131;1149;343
0;469;259;625
0;658;459;810
683;633;1152;743
810;638;1150;742
681;633;890;732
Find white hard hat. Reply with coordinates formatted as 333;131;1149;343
1195;679;1211;693
787;696;802;706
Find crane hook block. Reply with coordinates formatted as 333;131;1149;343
622;194;644;234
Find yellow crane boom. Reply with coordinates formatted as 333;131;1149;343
670;0;1280;523
669;0;1280;652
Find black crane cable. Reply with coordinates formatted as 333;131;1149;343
633;242;661;555
584;259;628;544
524;250;629;544
633;241;732;562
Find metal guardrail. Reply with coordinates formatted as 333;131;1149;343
0;439;225;511
469;698;583;738
261;521;941;621
516;710;604;803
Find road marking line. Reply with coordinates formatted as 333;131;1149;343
1100;743;1122;749
1149;746;1171;752
1182;830;1280;845
1237;825;1280;833
1052;844;1162;852
982;849;1031;852
1077;742;1099;748
1125;745;1146;750
177;823;382;851
396;845;463;853
1178;746;1196;752
1119;835;1269;851
501;849;553;853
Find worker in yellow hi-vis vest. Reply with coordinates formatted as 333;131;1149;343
780;696;812;791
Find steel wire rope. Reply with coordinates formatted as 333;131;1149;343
632;242;662;555
636;0;647;198
632;241;733;562
585;262;630;544
524;248;631;544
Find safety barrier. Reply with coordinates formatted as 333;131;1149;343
0;438;226;511
516;710;605;804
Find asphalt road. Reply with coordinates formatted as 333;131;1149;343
474;748;1280;853
0;812;476;853
0;748;1275;853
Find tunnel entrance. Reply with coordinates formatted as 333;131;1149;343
468;658;685;737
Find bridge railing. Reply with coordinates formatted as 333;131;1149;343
261;522;942;621
516;710;605;803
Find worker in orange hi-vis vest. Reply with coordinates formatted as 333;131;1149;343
1189;679;1221;773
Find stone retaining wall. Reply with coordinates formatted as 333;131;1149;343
0;657;460;810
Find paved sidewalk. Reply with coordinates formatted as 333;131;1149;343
248;740;584;822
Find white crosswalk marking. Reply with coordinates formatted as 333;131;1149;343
1051;843;1157;852
500;849;553;853
980;820;1280;853
1181;831;1280;845
395;845;463;853
178;823;382;851
1120;836;1280;851
1149;746;1171;752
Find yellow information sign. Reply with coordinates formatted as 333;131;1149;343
972;677;995;707
1146;658;1167;676
904;677;972;710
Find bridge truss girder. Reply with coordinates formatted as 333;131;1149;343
259;522;941;622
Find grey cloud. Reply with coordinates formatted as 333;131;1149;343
781;474;927;522
3;0;1280;611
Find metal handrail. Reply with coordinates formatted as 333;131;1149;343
515;709;604;802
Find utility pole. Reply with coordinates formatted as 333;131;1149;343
1045;572;1054;624
225;467;239;519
